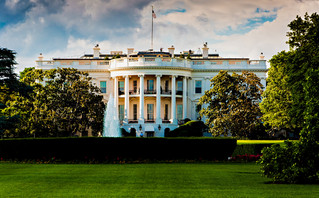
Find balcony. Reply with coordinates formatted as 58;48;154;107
129;89;139;95
144;89;156;94
176;90;183;95
128;119;138;123
145;119;155;123
161;90;171;95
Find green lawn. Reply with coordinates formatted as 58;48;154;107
237;140;286;145
0;163;318;197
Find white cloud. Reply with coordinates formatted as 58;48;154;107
1;0;319;72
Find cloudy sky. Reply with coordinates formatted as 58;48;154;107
1;0;319;71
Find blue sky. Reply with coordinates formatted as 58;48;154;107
0;0;318;71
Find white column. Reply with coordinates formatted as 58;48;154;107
156;74;162;124
171;75;177;124
113;77;118;113
183;76;187;119
139;75;144;123
124;75;129;123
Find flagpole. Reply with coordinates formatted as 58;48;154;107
151;5;154;50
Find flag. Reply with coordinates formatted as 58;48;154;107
152;10;156;19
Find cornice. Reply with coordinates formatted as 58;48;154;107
109;66;193;71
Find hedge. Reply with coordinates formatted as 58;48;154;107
232;144;273;156
0;137;237;162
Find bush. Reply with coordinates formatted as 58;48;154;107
259;141;319;183
232;144;273;156
166;120;207;137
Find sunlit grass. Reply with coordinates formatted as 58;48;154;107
0;163;318;197
237;140;286;145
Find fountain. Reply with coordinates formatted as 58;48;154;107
103;94;121;137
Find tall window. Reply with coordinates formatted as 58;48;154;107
147;104;154;120
119;105;124;120
119;81;124;94
195;80;202;94
164;104;168;120
177;105;183;120
133;104;137;120
133;80;137;93
165;80;169;92
100;81;107;93
147;80;154;90
177;81;183;91
177;81;183;95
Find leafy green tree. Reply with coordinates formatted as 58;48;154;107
260;13;319;184
198;70;264;138
5;68;105;137
0;48;32;137
260;51;295;131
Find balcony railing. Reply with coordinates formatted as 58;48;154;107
118;88;125;95
176;90;183;95
129;89;139;95
128;119;138;123
144;89;156;94
161;90;171;95
145;119;155;123
162;120;170;123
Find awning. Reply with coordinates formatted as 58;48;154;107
145;125;154;132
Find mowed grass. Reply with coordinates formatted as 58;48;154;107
237;140;286;145
0;163;318;197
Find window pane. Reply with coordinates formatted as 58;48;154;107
119;105;124;120
100;81;106;93
177;105;183;120
177;81;183;91
147;104;154;120
195;80;202;93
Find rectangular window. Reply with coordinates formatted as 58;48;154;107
133;80;137;92
177;81;183;91
147;80;154;91
147;104;154;121
100;81;107;93
119;105;124;120
195;80;202;94
119;81;124;95
165;80;169;92
177;105;183;120
164;104;168;120
133;104;137;120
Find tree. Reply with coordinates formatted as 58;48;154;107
260;13;319;183
198;70;264;138
0;48;32;137
259;51;295;132
5;68;105;137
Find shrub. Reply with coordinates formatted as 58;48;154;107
259;141;319;183
166;120;207;137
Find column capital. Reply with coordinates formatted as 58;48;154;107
138;74;145;78
156;74;162;78
123;75;129;78
172;75;178;78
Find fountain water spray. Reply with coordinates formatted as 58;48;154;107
103;94;121;137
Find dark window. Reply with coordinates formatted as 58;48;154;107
133;104;137;120
195;80;202;94
164;104;168;120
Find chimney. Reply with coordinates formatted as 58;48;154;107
38;53;43;61
260;52;265;60
202;42;209;59
127;48;134;56
93;44;100;59
168;45;175;58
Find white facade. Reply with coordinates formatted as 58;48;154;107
35;45;267;137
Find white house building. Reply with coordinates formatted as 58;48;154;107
35;44;267;137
